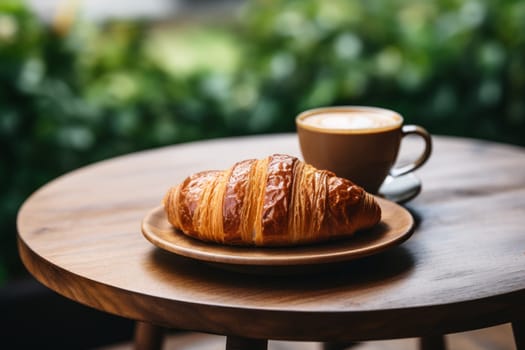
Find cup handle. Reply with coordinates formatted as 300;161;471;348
389;125;432;177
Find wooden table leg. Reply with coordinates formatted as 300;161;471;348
134;321;165;350
512;320;525;350
418;335;446;350
322;341;358;350
226;335;268;350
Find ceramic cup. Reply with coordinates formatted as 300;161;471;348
295;106;432;194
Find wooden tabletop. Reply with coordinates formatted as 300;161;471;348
17;134;525;342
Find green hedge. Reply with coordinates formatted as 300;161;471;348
1;0;524;284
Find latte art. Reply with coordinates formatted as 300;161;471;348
301;111;401;132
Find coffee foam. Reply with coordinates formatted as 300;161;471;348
301;110;401;131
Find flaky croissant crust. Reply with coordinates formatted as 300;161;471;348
163;154;381;246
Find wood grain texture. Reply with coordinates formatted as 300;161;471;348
17;134;525;342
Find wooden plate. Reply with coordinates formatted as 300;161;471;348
141;197;414;272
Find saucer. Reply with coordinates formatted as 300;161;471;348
378;173;421;204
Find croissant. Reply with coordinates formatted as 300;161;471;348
163;154;381;247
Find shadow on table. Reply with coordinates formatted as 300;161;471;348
148;242;415;291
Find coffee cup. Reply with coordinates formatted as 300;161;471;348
295;106;432;194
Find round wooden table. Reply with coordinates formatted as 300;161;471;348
17;134;525;350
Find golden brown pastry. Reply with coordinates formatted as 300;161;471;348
163;154;381;246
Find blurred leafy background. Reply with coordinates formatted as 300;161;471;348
1;0;524;285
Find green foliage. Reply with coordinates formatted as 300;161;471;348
236;0;525;138
1;0;524;284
